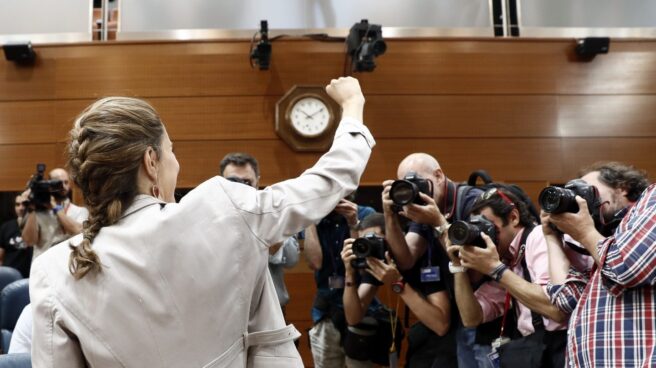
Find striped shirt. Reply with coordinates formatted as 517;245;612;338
567;183;656;368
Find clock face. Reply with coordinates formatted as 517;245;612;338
289;97;331;138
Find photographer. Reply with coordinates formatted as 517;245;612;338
447;188;568;368
542;163;652;368
543;162;649;316
22;167;89;260
340;213;401;367
0;192;32;277
381;153;482;368
304;195;375;368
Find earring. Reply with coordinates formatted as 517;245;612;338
151;184;160;198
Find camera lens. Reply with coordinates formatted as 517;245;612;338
539;187;563;213
352;239;371;258
390;180;416;206
539;186;579;214
449;221;476;245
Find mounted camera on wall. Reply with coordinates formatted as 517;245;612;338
346;19;386;72
250;20;272;70
575;37;610;61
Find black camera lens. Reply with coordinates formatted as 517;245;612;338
539;186;578;214
449;221;479;246
448;215;496;248
389;180;416;206
352;238;371;258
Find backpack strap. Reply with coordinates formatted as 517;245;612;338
467;170;493;186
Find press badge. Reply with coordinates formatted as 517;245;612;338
328;275;345;289
388;351;399;368
487;349;500;368
420;266;440;283
488;336;510;368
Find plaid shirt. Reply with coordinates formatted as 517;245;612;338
566;183;656;368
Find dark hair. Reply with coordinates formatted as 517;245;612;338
579;161;650;202
359;212;385;234
471;189;534;228
219;152;260;178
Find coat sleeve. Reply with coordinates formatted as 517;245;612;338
225;117;375;247
30;264;86;368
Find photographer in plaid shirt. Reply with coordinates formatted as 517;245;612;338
544;163;654;367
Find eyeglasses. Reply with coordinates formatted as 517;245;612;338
480;188;515;207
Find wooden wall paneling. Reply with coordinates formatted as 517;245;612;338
4;39;656;102
554;95;656;138
3;94;656;147
561;138;656;181
0;144;66;191
171;138;567;189
0;100;87;144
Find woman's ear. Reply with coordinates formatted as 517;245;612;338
142;147;159;182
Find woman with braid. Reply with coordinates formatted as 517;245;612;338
29;77;376;368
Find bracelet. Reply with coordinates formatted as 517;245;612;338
448;262;466;274
349;219;360;231
489;263;509;282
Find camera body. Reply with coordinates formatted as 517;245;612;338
538;179;600;215
351;233;386;269
448;215;498;248
26;163;63;210
389;171;433;206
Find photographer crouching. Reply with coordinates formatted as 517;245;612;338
22;165;89;260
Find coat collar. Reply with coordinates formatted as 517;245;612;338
122;195;166;219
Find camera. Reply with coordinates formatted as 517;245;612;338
26;163;63;210
538;179;601;215
351;233;386;269
448;215;498;248
389;172;433;206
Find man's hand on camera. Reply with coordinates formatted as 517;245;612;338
341;239;356;276
458;233;502;276
398;193;445;226
366;252;401;285
547;196;598;244
334;199;359;229
381;180;397;215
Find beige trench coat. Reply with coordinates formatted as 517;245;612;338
30;118;375;368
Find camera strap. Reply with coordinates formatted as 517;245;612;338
386;287;402;353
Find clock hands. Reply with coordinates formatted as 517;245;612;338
298;109;313;120
308;107;324;118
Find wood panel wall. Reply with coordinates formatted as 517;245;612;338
1;37;655;366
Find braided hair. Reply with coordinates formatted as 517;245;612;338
67;97;164;279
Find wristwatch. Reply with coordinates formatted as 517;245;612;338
448;262;466;274
391;278;406;294
434;224;450;238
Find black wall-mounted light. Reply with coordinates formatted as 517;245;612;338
3;42;36;65
575;37;610;60
346;19;386;72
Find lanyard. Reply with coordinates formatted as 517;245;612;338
498;292;512;337
387;289;402;352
